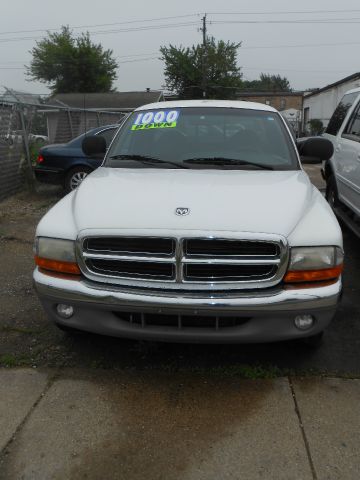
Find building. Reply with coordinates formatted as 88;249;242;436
236;91;303;112
303;73;360;131
235;91;304;136
44;91;164;143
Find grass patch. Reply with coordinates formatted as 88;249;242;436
0;354;18;367
0;354;34;367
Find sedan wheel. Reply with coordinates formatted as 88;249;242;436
65;167;92;193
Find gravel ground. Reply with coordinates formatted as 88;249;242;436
0;171;359;377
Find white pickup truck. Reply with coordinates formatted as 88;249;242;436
33;100;342;346
323;87;360;236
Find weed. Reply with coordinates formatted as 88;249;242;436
0;354;19;367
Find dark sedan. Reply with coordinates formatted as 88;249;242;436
34;124;119;192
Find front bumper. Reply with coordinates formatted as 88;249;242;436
33;268;342;343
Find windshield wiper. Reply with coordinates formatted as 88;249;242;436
183;157;274;170
108;154;188;169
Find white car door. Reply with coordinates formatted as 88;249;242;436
335;99;360;214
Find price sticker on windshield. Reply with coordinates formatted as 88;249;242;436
131;110;180;131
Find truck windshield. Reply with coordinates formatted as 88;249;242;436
105;107;299;170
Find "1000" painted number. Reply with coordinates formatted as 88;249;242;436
132;110;180;127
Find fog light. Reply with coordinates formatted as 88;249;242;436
56;304;74;319
294;314;314;330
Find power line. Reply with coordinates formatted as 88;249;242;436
1;8;358;38
0;53;160;64
0;21;199;44
244;67;353;74
0;58;352;75
3;34;360;69
0;16;359;46
118;57;159;64
0;57;161;69
212;19;360;24
208;9;360;15
117;52;158;59
241;41;360;50
0;14;200;36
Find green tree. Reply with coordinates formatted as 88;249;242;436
26;26;118;94
160;37;242;99
308;119;324;135
242;73;292;92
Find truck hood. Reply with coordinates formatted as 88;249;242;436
71;167;313;237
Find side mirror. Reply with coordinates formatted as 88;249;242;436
297;137;334;164
82;135;106;158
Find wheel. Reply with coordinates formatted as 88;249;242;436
301;331;324;348
326;175;340;210
65;166;92;193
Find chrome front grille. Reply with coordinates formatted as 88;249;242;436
184;238;280;257
79;235;288;291
183;263;277;282
87;258;176;280
85;237;175;257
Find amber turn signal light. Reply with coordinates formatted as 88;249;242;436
35;256;81;275
284;264;343;283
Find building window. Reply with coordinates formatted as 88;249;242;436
280;98;286;110
265;100;271;105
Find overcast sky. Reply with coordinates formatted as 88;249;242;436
1;0;360;95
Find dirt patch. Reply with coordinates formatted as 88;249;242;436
0;186;62;241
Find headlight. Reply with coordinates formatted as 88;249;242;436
34;237;80;275
284;246;343;283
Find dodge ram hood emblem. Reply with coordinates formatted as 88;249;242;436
175;207;190;216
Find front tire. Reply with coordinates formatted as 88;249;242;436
326;175;340;210
65;166;92;193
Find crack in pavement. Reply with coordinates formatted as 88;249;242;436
0;370;61;470
288;376;318;480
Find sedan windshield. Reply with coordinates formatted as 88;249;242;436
105;107;299;170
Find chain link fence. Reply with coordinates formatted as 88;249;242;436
0;100;126;202
0;103;32;201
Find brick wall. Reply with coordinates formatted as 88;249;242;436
237;93;303;111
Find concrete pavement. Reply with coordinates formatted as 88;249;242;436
1;369;359;479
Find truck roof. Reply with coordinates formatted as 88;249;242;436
135;99;278;113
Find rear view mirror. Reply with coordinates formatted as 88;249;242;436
82;136;106;158
297;137;334;164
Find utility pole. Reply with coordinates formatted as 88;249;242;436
200;14;207;98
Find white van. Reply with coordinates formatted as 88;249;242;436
323;87;360;235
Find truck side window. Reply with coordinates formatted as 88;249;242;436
326;92;359;136
342;101;360;141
